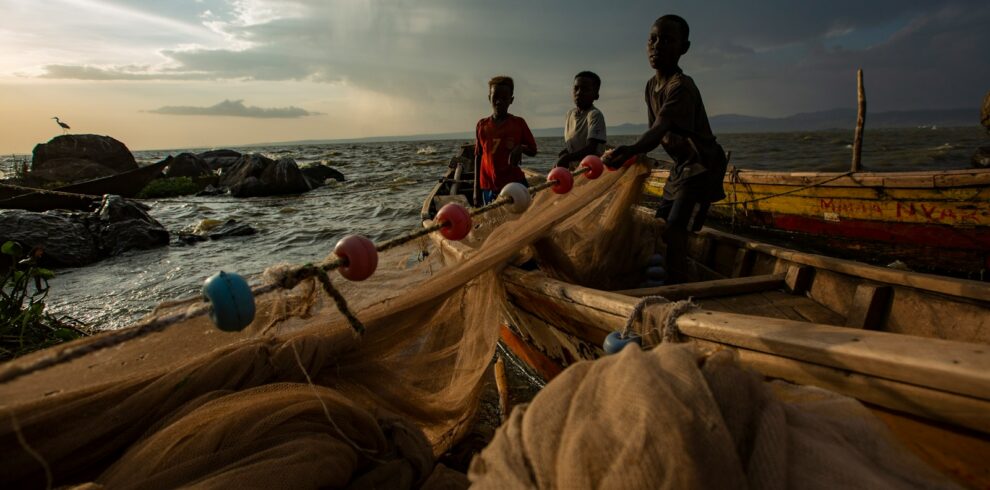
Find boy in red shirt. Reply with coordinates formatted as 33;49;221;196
474;76;538;205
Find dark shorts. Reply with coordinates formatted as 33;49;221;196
655;197;710;232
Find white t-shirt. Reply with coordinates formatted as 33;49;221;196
564;105;607;155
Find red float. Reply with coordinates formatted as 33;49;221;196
334;234;378;281
547;167;574;194
579;155;604;179
436;203;472;240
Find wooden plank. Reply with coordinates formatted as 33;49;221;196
845;283;892;329
785;265;814;294
693;342;990;435
504;268;636;317
689;258;726;282
697;226;990;303
676;310;990;400
731;248;756;278
615;274;785;300
696;293;808;323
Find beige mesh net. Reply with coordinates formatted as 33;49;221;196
0;163;649;488
0;162;956;489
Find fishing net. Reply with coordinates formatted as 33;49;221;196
468;343;958;490
0;162;650;488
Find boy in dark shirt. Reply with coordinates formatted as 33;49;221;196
604;14;727;283
474;76;538;205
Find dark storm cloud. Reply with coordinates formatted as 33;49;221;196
35;0;990;119
148;99;321;118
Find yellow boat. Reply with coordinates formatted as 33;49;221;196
644;166;990;277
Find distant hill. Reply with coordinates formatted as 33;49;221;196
706;107;978;133
260;107;979;146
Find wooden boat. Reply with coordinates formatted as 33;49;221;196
644;166;990;277
423;165;990;488
0;159;170;212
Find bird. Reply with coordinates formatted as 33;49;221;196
52;117;71;134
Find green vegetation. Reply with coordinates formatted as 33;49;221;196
137;176;205;198
0;241;89;361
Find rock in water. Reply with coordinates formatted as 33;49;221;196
0;195;168;267
300;164;345;187
220;153;313;197
94;195;170;257
163;153;214;178
0;210;98;266
31;134;138;174
198;149;243;172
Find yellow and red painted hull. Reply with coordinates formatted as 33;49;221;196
645;168;990;275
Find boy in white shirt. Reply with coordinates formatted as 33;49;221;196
555;71;607;169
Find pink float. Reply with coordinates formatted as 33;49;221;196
580;155;604;179
334;234;378;281
436;203;472;240
547;167;574;194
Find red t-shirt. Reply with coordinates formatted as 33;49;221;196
475;114;537;191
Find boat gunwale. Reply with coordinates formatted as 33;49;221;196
648;166;990;189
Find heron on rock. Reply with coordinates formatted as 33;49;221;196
52;117;71;134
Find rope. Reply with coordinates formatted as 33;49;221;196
0;166;587;385
621;297;696;345
713;171;854;207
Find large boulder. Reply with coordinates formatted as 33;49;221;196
0;210;98;266
220;154;313;197
26;158;117;184
301;164;345;187
95;195;170;256
260;157;313;195
32;134;137;174
0;195;169;267
163;153;213;178
199;149;243;172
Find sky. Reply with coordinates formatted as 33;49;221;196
0;0;988;154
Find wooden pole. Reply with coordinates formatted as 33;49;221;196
494;353;511;421
851;68;866;172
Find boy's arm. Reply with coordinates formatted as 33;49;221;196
509;119;539;165
604;81;687;168
473;123;482;206
604;117;671;168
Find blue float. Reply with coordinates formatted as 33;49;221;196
646;266;667;281
603;331;642;354
202;271;256;332
646;253;665;267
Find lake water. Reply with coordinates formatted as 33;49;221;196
1;126;985;330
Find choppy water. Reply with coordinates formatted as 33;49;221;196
1;126;985;330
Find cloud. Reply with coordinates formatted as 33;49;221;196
18;0;990;122
147;99;321;118
39;64;207;80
